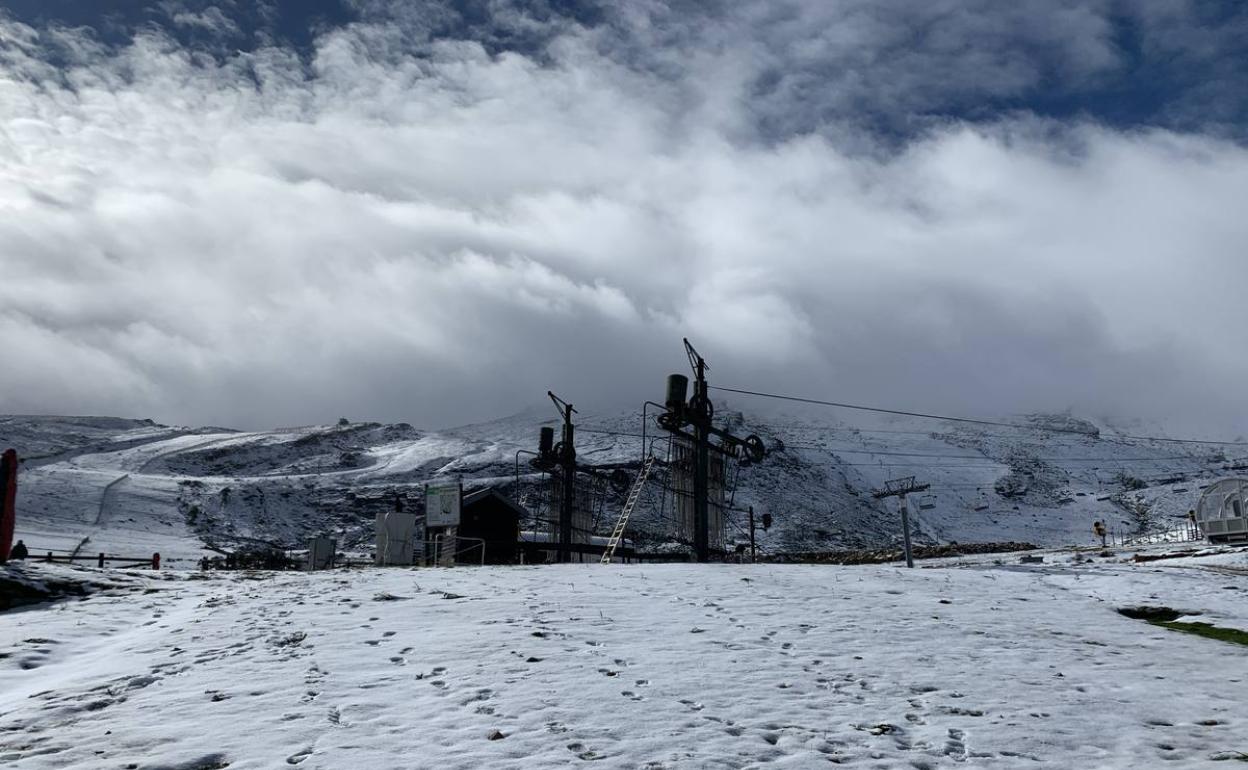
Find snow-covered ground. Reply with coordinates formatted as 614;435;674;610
1;552;1245;768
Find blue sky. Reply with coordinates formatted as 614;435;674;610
2;1;1247;432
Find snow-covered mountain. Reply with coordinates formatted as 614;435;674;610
1;409;1236;564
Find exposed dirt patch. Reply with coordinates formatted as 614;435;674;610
1118;606;1184;623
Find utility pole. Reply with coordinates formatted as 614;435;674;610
872;476;930;568
748;505;757;563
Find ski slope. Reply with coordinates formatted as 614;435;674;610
1;552;1246;768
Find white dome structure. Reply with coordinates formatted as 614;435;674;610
1194;478;1248;543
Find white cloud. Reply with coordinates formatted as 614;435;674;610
1;10;1246;434
164;4;242;38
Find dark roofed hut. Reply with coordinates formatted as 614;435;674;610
456;488;525;564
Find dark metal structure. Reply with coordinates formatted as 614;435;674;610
529;391;591;563
656;339;766;562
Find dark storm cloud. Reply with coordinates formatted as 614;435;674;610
1;2;1247;434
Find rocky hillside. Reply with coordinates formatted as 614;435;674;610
1;409;1237;564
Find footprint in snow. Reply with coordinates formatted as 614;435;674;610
286;747;313;765
566;742;600;760
459;688;493;706
116;675;160;692
944;728;968;760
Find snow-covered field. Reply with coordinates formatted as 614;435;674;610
1;552;1245;768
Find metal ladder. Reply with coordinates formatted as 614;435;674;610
600;455;656;564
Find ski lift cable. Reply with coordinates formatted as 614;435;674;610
777;445;1219;462
567;426;1233;465
711;385;1248;446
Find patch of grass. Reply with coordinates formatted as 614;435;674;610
1118;606;1248;646
1153;621;1248;647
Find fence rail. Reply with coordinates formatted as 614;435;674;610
1119;524;1203;547
434;536;486;567
36;551;160;569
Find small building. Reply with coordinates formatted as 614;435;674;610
456;488;526;565
1194;478;1248;543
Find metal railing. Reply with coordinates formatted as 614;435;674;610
425;536;485;567
1120;524;1203;547
28;548;160;569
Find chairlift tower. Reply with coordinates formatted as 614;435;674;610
872;476;930;568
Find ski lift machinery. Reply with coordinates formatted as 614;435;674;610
649;339;767;561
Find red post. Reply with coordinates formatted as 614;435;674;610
0;449;17;562
152;552;161;570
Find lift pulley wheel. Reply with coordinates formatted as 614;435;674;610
687;394;714;423
742;434;766;464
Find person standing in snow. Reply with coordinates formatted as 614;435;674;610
9;540;28;560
